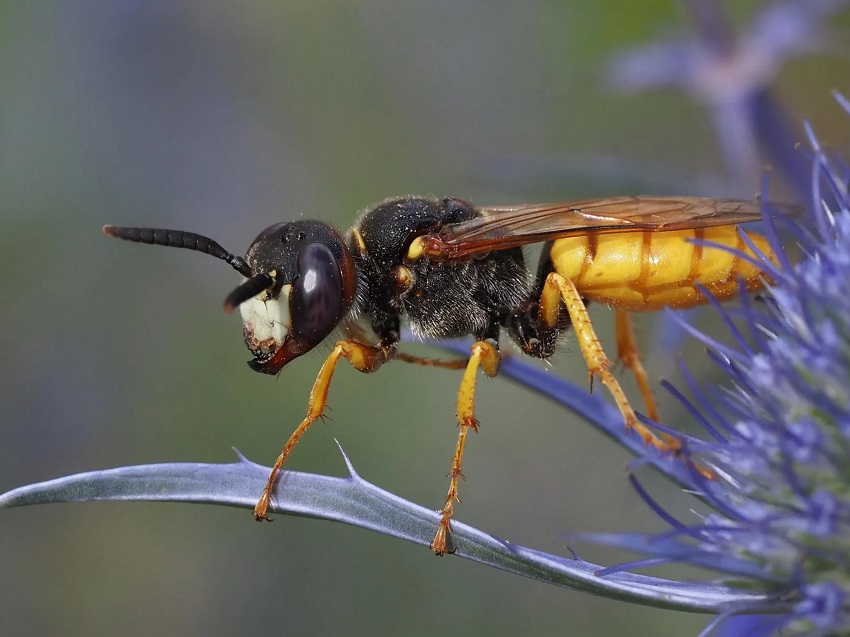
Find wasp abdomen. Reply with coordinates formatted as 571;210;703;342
549;226;774;311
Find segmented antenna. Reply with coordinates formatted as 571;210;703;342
223;272;277;313
102;225;253;277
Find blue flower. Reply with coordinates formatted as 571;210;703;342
578;94;850;635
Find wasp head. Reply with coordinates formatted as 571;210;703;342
103;220;355;376
225;220;356;375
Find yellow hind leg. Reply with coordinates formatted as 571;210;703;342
539;273;676;452
614;309;660;423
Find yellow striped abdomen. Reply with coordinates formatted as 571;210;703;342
549;226;774;311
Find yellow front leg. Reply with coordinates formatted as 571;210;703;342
253;339;391;521
430;339;500;556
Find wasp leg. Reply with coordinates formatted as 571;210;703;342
613;309;661;423
430;339;500;556
614;309;717;478
614;310;682;450
539;273;675;453
396;352;469;370
253;339;392;521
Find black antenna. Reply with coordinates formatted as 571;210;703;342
102;225;253;277
223;272;277;313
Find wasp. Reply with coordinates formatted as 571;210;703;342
104;195;777;555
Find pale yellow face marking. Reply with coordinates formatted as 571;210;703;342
239;282;292;349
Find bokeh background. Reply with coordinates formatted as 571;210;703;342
2;2;848;635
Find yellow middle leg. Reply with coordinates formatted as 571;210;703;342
430;339;500;556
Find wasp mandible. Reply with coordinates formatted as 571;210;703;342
105;195;778;555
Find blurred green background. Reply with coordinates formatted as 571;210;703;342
1;2;848;636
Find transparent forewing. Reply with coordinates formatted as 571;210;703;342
432;196;767;259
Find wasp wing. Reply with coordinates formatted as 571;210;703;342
431;196;772;260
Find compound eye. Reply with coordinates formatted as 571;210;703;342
290;243;343;346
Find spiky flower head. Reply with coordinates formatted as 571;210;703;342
590;95;850;636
